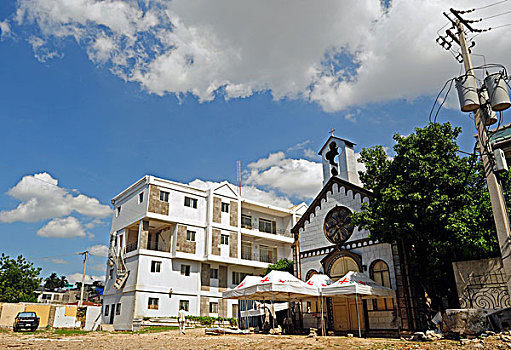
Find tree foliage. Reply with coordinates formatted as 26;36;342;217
351;122;500;308
0;254;41;303
264;258;293;275
44;272;68;290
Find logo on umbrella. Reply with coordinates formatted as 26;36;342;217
261;277;270;283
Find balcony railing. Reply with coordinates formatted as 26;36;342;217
125;242;138;253
240;254;277;264
146;240;166;252
241;220;293;238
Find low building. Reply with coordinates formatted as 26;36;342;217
102;176;307;330
292;135;420;334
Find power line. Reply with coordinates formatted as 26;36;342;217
483;9;511;20
474;0;509;11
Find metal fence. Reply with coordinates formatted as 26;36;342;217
459;272;511;309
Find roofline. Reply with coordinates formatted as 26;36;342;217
112;175;211;204
317;135;356;155
241;198;307;214
291;176;371;234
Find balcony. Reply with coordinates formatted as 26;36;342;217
146;240;167;252
125;242;138;253
241;219;293;238
241;244;277;264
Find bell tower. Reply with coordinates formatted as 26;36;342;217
318;134;358;186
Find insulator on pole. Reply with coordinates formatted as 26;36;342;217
455;74;480;112
484;72;511;111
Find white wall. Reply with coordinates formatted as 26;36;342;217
134;291;199;318
111;184;148;233
102;291;136;330
166;188;207;226
299;183;370;252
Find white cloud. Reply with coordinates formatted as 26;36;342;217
303;148;317;160
50;258;68;264
0;20;11;40
67;272;104;284
89;263;106;272
10;0;509;111
87;244;109;257
287;140;310;152
240;186;293;208
245;152;323;201
0;172;111;223
37;216;85;238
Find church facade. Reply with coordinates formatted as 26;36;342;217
292;135;420;334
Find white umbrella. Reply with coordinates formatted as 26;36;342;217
222;275;261;329
321;271;396;337
305;274;333;336
223;271;319;331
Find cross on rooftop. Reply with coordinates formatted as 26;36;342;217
329;128;336;136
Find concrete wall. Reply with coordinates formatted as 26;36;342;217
24;304;51;327
84;306;102;331
53;306;78;328
0;303;25;328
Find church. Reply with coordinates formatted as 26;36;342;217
291;135;421;335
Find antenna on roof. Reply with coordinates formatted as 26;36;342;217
236;160;242;196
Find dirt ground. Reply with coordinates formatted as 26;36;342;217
1;328;510;350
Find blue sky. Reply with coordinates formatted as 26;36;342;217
0;0;510;283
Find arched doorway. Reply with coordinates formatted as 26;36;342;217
328;255;364;333
330;256;359;281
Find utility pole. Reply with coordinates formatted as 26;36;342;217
79;251;88;307
452;19;511;293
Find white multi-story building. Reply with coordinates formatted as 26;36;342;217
102;175;307;330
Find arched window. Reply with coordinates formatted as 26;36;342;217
305;269;318;281
370;260;393;311
330;256;359;282
370;260;391;288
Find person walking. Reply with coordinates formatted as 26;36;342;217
178;307;187;335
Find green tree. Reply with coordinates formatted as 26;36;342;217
44;272;68;290
351;122;499;309
0;254;41;303
263;258;293;275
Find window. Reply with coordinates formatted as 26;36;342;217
232;304;239;318
104;305;110;316
259;218;276;234
241;215;252;229
371;260;391;288
186;230;196;242
116;303;121;315
259;245;276;263
179;300;190;311
241;242;252;260
209;302;219;314
116;206;121;217
181;264;191;276
151;261;161;273
370;260;393;311
232;271;247;285
53;295;60;301
159;190;169;202
42;294;52;300
220;234;229;245
210;268;219;279
221;202;229;213
148;297;159;310
109;268;114;279
184;196;198;208
139;192;144;204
